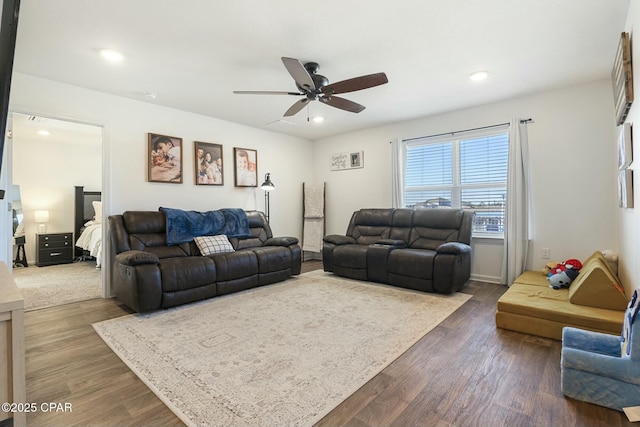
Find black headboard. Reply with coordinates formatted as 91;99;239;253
74;186;101;253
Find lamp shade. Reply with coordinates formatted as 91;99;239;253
260;173;275;191
34;210;49;223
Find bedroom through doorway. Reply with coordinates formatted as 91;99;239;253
9;112;103;311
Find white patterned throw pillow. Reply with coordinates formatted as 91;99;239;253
194;235;235;255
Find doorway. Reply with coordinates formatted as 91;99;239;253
9;112;104;310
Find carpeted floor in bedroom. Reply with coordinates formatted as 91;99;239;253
12;260;102;311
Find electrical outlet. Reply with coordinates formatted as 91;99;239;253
541;248;551;259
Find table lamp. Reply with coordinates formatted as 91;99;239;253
34;210;49;234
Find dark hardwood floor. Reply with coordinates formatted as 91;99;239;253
22;261;633;427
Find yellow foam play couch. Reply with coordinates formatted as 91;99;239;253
496;251;627;340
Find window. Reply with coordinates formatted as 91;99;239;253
404;126;509;236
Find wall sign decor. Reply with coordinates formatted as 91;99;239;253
195;141;223;185
148;133;183;183
612;32;634;126
331;151;364;171
618;122;633;170
233;147;257;187
618;169;634;208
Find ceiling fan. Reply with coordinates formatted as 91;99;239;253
233;57;388;117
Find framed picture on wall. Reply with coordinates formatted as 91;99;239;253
350;151;364;168
612;32;634;126
233;147;257;187
148;133;183;183
195;141;223;185
618;169;634;208
618;122;633;170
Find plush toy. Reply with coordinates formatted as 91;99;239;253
548;259;583;276
601;249;619;276
548;258;583;289
542;260;560;276
549;268;580;289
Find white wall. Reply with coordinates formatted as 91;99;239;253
12;130;102;262
313;80;619;283
7;73;624;288
8;73;313;292
618;3;640;295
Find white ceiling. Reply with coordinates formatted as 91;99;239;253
11;112;102;146
12;0;630;140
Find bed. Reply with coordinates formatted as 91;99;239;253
74;186;103;267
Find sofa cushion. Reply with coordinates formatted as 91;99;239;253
228;210;272;249
389;209;414;242
569;251;627;310
122;211;193;257
194;235;235;255
407;210;465;250
388;248;435;279
348;209;392;245
159;257;216;292
333;244;369;269
210;251;258;281
244;246;292;273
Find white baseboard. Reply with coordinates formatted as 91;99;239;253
303;251;322;261
470;273;503;285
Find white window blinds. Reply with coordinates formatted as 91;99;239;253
404;125;509;236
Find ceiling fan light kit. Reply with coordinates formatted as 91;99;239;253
234;57;388;117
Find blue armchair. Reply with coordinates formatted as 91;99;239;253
561;290;640;411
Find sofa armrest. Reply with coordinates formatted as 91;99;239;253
436;242;471;255
375;239;407;249
562;327;621;357
264;236;299;246
115;250;160;266
323;234;356;245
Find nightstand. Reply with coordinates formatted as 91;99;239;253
36;232;74;267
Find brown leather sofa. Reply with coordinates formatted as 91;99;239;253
108;210;301;312
323;208;473;294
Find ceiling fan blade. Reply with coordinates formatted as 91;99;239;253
319;95;365;113
284;98;309;117
322;72;388;95
233;90;302;95
282;57;315;91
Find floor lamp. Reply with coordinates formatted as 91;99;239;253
260;173;275;222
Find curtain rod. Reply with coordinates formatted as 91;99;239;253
399;118;533;143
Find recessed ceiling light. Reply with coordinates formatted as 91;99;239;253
470;71;489;81
37;130;50;136
144;91;158;100
99;48;124;62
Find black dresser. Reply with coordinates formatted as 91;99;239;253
36;232;74;267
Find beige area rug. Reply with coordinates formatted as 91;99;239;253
93;270;471;427
12;261;102;311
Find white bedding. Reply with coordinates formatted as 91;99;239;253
76;220;103;267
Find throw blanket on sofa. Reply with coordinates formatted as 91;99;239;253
160;207;250;245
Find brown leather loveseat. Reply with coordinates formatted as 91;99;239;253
323;208;473;294
109;210;301;312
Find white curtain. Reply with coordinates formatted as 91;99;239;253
391;138;406;208
501;118;531;285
